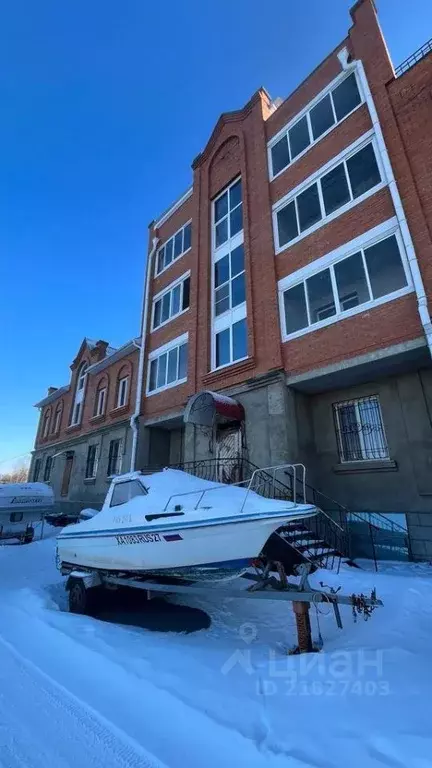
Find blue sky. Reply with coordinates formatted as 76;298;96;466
0;0;430;470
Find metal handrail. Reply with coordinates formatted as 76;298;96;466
395;38;432;77
163;463;307;513
239;464;306;512
163;477;251;511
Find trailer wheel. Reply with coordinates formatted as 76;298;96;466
68;578;95;615
23;527;35;544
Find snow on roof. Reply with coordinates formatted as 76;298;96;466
34;384;70;408
87;338;140;375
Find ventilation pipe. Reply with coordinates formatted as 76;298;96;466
130;235;160;472
337;47;432;357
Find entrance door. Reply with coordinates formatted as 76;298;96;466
216;425;242;483
61;452;74;497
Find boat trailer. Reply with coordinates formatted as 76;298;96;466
63;562;382;653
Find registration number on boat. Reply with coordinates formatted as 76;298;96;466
116;533;161;545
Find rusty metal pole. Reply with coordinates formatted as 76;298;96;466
293;601;313;653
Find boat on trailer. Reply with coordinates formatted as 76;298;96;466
56;466;318;582
0;482;54;543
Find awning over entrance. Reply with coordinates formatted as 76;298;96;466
183;390;245;427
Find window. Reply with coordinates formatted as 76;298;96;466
211;178;247;370
214;245;245;316
85;444;98;479
152;274;191;330
42;412;51;438
275;139;382;250
334;396;389;462
10;512;23;523
95;386;106;417
147;335;188;394
70;362;88;426
107;439;122;477
280;232;409;340
213;179;242;249
43;456;53;482
269;72;362;177
33;458;41;482
52;404;62;434
215;318;247;368
110;479;147;507
117;376;129;407
156;222;192;275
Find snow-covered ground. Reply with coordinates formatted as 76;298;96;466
1;533;432;767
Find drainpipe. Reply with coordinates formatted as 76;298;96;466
130;235;160;472
337;47;432;357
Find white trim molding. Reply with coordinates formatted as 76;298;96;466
154;187;193;229
340;51;432;358
268;68;365;181
277;218;414;343
272;130;386;254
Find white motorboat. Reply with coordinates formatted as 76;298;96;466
0;482;54;542
57;467;317;581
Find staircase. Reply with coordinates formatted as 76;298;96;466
164;457;411;572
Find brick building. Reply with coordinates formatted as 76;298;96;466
31;337;139;515
133;0;432;558
30;0;432;557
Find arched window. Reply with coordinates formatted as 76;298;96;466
94;376;108;417
52;401;63;434
42;409;51;439
116;365;130;409
70;362;88;426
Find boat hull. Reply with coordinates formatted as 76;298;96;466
57;508;317;579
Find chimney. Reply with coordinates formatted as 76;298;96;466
90;340;109;362
47;386;58;396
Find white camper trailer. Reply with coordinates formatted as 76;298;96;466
0;482;54;543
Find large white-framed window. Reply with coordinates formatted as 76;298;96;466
151;272;190;331
211;178;248;370
117;376;129;408
213;178;243;251
278;220;412;342
70;362;88;426
147;333;188;395
334;395;389;462
95;386;107;417
268;70;363;179
272;132;385;253
155;221;192;276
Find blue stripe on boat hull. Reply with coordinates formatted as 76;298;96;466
57;507;317;540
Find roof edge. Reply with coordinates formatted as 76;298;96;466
87;338;140;375
34;384;70;409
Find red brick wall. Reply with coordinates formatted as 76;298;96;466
35;346;139;447
270;106;372;204
284;294;422;375
275;187;395;279
139;0;431;423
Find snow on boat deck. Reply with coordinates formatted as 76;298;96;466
1;533;432;767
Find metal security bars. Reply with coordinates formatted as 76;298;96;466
395;39;432;78
333;395;389;462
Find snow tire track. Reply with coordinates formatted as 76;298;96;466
0;633;167;768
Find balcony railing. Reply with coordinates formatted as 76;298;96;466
395;38;432;78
